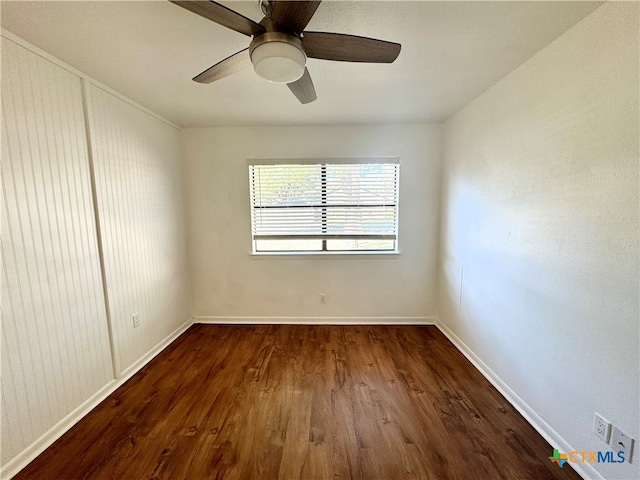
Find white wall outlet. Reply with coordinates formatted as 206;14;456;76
593;413;611;443
610;426;635;464
319;293;326;304
132;313;141;328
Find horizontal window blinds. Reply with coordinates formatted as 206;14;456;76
249;162;399;242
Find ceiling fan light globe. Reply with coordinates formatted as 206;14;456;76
251;41;306;84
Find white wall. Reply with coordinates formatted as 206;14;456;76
87;84;191;374
1;34;191;475
182;124;441;320
1;38;113;466
438;3;638;479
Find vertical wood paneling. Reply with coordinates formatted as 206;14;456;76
1;40;113;465
87;85;190;374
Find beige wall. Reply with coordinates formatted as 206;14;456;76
182;124;441;321
438;3;639;479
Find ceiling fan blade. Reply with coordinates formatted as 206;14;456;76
170;1;265;37
270;1;322;33
193;48;251;83
302;32;401;63
287;68;317;104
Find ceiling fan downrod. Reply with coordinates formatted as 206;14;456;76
259;0;273;18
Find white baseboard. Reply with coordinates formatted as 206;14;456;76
1;317;193;480
434;319;602;480
194;316;436;325
117;318;193;381
1;380;119;480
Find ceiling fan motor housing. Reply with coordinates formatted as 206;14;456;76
249;32;307;84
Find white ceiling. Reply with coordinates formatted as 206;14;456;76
2;1;601;127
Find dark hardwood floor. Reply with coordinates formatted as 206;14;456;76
14;325;580;479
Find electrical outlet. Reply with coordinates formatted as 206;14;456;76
319;293;326;304
610;426;635;464
132;313;141;328
593;413;611;443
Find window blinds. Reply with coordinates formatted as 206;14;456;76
249;161;399;243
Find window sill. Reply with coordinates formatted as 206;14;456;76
250;251;401;260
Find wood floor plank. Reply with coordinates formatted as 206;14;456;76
13;325;582;480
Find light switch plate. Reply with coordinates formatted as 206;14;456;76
610;426;635;464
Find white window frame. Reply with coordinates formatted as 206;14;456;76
248;157;400;256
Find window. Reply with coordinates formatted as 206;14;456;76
248;158;399;254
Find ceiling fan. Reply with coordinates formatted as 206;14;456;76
170;0;401;104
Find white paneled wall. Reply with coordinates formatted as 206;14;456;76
1;39;113;464
1;34;191;475
86;85;190;374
